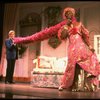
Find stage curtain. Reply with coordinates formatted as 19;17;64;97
0;3;18;76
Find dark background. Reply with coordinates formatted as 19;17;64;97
0;3;4;61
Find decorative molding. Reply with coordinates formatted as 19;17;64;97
94;35;100;62
1;77;31;83
48;35;61;49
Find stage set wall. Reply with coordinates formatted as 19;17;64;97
1;2;100;82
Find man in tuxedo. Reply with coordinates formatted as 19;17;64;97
5;30;18;84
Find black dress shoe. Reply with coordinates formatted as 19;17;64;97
10;81;15;84
5;81;10;84
5;81;15;84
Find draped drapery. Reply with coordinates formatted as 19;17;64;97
0;3;4;61
0;3;18;76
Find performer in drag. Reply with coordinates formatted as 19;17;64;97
14;7;100;92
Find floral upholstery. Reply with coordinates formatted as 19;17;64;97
31;56;68;88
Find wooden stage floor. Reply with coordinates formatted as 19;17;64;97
0;81;100;99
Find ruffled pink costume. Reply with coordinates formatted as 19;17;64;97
59;23;100;89
14;19;100;89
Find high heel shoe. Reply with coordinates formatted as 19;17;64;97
58;86;63;91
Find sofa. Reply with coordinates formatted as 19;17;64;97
31;56;68;88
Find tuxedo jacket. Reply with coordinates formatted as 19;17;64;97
5;38;18;60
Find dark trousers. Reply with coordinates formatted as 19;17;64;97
5;59;16;82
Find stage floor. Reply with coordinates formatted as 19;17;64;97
0;81;100;99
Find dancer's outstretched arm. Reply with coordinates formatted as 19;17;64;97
14;20;67;44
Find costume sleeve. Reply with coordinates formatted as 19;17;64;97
58;26;64;40
81;23;91;47
58;25;69;40
14;20;67;44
